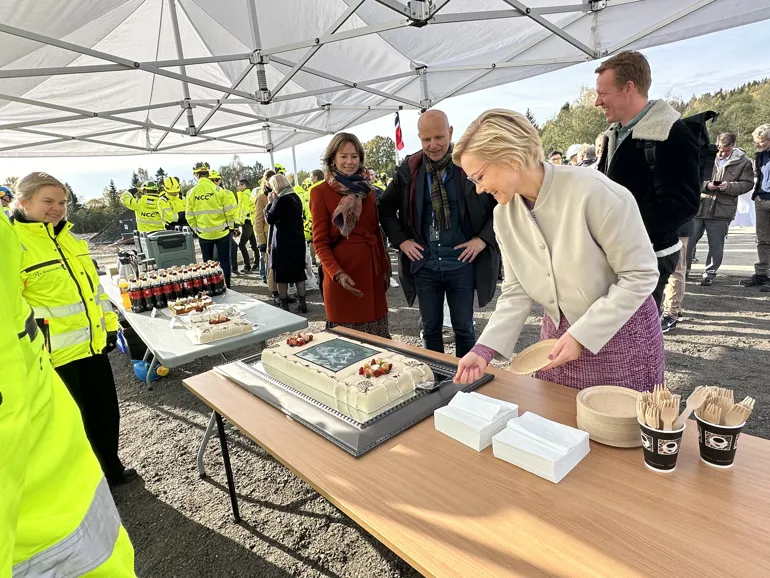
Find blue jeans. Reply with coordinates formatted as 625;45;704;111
200;232;233;288
414;265;475;357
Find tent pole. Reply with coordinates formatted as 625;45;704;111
168;0;196;134
292;146;299;187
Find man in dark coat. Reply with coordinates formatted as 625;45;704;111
378;110;500;357
595;50;700;311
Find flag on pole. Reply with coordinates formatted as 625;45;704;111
394;112;405;151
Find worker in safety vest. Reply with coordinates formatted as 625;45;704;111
161;176;187;229
1;209;136;577
10;172;135;486
186;162;238;287
234;178;259;273
209;170;242;276
121;180;177;232
0;185;13;215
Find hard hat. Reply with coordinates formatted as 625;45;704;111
302;178;312;189
274;163;286;174
192;161;210;174
209;170;221;180
0;185;13;200
163;176;181;193
142;181;159;192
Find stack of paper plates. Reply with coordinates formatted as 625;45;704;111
576;386;641;448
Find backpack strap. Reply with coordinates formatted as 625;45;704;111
641;140;663;194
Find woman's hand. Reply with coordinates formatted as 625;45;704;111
334;271;364;298
454;351;489;384
543;332;583;371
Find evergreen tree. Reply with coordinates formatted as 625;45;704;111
130;171;141;188
525;108;540;131
155;167;168;183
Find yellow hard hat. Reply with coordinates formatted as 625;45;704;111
163;176;181;193
192;161;210;174
209;170;221;180
274;163;286;174
142;181;159;193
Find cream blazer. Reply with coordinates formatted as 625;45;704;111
477;162;658;358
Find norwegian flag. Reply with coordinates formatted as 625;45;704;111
394;112;405;151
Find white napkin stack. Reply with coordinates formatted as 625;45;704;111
434;392;519;451
492;412;590;483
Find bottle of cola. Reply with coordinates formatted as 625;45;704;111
140;275;153;312
160;272;172;306
129;277;144;313
181;268;193;298
150;274;164;309
192;266;204;293
201;264;212;294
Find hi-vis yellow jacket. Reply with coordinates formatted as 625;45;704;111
237;189;256;225
121;191;177;232
164;193;186;215
0;213;136;577
185;177;237;240
12;218;119;368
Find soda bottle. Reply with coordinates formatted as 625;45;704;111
201;265;212;294
171;269;183;301
149;274;162;309
215;263;226;295
192;266;204;293
180;268;192;298
129;278;144;313
141;275;153;312
160;272;172;307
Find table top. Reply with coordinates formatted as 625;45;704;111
183;328;770;578
101;276;307;366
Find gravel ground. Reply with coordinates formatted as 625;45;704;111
91;231;769;578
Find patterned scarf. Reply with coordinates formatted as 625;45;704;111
326;168;372;237
423;146;453;231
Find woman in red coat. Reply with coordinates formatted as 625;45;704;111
311;133;391;337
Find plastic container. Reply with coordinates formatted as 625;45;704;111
136;229;196;270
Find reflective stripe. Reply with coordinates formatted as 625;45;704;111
136;218;164;225
100;300;113;315
196;225;228;233
50;327;90;350
187;209;224;216
223;204;237;211
33;302;87;319
13;478;121;578
17;308;38;341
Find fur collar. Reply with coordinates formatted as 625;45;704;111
603;100;681;166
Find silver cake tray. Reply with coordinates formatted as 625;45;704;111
214;340;493;457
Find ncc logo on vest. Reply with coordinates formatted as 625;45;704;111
197;193;215;201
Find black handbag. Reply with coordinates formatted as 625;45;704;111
317;236;342;299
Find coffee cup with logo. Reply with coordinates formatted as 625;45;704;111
695;414;744;468
638;420;686;472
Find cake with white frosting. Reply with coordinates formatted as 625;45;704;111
261;331;434;416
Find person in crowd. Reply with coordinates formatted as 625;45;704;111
121;180;177;232
452;109;662;391
10;172;136;485
367;167;387;198
186;162;238;288
311;133;391;337
739;124;770;291
1;185;13;215
264;174;308;313
565;144;581;166
595;50;700;310
235;178;259;273
687;133;754;289
660;220;694;333
254;169;274;284
595;133;605;165
379;110;499;357
304;169;326;266
548;150;563;164
207;170;241;277
161;176;187;229
1;209;136;577
577;144;598;167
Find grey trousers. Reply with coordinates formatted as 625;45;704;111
686;218;730;279
755;199;770;277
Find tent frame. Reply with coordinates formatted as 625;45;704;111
0;0;724;155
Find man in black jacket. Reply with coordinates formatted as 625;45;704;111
595;51;700;310
378;110;500;357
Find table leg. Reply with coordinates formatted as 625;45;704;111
146;355;158;391
215;411;241;523
197;410;217;478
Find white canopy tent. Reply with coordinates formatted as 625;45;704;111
1;0;768;160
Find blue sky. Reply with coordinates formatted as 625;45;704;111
1;20;768;200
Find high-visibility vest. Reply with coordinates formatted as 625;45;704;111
303;180;324;241
121;192;177;232
237;189;256;225
12;218;119;368
164;193;186;214
0;212;136;577
185;178;237;240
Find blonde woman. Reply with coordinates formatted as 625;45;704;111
10;172;135;485
452;109;663;391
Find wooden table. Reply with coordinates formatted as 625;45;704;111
183;329;770;577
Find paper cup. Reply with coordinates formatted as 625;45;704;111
638;420;686;472
695;415;745;469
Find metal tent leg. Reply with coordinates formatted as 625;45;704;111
215;411;241;522
197;410;218;478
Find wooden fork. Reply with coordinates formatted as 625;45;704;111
660;399;678;431
645;405;661;430
636;398;648;424
739;396;756;412
702;403;723;426
724;404;751;426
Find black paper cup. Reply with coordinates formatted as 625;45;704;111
695;415;745;468
638;420;686;472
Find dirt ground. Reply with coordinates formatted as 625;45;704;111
91;230;769;578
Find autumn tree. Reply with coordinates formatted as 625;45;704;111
539;87;608;156
363;135;397;176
